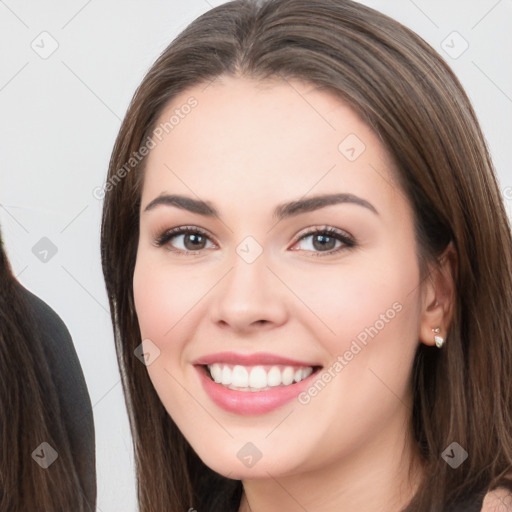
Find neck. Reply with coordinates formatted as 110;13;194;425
238;417;424;512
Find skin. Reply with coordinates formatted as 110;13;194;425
133;75;455;512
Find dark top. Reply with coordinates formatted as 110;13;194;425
448;492;486;511
22;286;96;511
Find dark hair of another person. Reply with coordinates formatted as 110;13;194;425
0;234;95;511
100;1;512;511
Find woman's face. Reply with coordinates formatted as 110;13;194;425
133;76;427;479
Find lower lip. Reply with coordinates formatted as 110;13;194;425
195;365;320;415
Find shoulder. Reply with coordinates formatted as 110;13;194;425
480;487;512;512
17;284;91;408
18;284;97;508
20;285;73;344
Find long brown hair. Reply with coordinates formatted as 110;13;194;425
100;1;512;510
0;233;94;511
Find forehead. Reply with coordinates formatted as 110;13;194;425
141;75;406;218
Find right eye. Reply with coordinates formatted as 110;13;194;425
155;226;216;255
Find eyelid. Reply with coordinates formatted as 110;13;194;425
293;225;355;243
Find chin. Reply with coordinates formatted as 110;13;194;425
192;440;306;481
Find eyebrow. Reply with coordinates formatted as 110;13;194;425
143;192;379;220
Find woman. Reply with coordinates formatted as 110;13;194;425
100;1;512;511
0;233;96;511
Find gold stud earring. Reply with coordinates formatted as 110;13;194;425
432;327;444;348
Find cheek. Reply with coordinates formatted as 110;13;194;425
133;253;203;342
133;262;170;341
291;250;420;357
132;254;198;414
284;256;421;467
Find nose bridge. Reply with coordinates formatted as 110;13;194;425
209;238;288;330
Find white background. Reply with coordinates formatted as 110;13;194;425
1;1;511;510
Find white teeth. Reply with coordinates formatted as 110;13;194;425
222;365;232;385
302;367;313;380
282;366;294;385
210;363;222;383
248;366;267;388
267;366;282;387
231;365;249;387
206;363;316;391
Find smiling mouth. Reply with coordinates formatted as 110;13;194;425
202;363;322;392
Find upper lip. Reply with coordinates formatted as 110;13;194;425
192;351;321;367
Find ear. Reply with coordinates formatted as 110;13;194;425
418;242;457;347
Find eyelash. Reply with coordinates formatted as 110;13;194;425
154;225;356;257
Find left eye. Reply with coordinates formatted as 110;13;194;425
292;228;355;255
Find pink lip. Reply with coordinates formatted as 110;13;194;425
193;353;322;416
192;351;319;367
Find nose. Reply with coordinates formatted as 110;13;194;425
209;251;289;333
